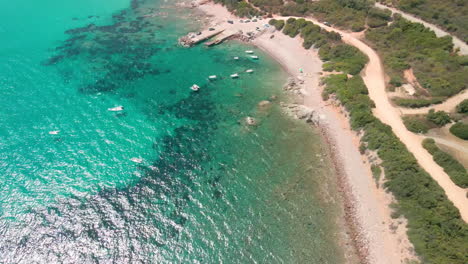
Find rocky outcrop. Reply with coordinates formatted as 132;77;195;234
282;77;305;95
280;103;325;125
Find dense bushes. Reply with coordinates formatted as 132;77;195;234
393;97;443;108
456;99;468;114
422;138;468;188
367;7;392;28
282;18;308;37
322;73;468;264
273;18;366;75
426;109;451;126
267;6;468;263
268;19;285;30
366;16;468;98
213;0;262;17
382;0;468;43
319;44;368;75
304;0;372;31
403;116;429;133
402;110;450;134
450;122;468;140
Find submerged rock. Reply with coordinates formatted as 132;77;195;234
257;100;271;108
245;116;257;126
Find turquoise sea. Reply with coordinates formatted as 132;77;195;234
0;0;350;262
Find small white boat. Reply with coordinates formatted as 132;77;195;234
208;75;217;80
245;50;254;54
250;55;259;60
230;73;239;78
246;69;254;73
191;84;200;91
108;106;124;111
130;157;143;163
49;130;60;135
234;56;239;60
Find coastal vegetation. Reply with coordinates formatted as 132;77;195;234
268;19;285;30
450;122;468;140
275;18;367;75
379;0;468;43
422;138;468;188
220;2;468;262
322;73;468;264
402;116;429;134
213;0;262;17
366;15;468;100
457;99;468;114
402;110;451;134
393;97;444;108
426;109;451;127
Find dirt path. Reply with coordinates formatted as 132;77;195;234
278;16;468;222
431;137;468;155
375;3;468;116
398;90;468;114
375;3;468;55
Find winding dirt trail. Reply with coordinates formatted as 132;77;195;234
398;90;468;114
279;16;468;222
375;3;468;55
374;3;468;114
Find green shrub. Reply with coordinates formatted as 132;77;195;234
366;16;468;98
450;122;468;140
269;19;285;30
426;109;451;127
393;97;444;108
456;99;468;114
422;138;468;188
319;44;368;75
322;72;468;264
389;0;468;45
403;116;430;133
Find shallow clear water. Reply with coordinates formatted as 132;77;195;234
0;0;346;262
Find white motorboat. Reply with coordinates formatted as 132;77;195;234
230;73;239;78
245;50;254;54
208;75;217;80
250;55;259;59
234;56;239;60
246;69;254;73
49;130;60;135
108;106;124;111
130;157;143;163
191;84;200;91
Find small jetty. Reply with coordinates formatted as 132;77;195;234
179;29;225;47
204;31;240;47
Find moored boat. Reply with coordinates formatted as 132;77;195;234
246;69;254;73
108;106;124;111
209;75;217;80
250;55;259;59
245;50;254;54
230;73;239;78
191;84;200;91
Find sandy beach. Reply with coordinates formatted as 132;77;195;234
194;2;418;264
